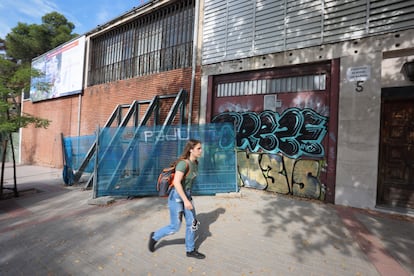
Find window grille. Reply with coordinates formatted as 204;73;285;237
217;74;326;97
88;0;194;86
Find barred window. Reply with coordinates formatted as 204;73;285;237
88;0;194;86
216;74;326;97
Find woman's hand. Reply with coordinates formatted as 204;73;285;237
184;200;193;210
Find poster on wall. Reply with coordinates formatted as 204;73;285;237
30;35;86;102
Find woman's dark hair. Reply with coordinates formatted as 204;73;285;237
171;139;202;166
179;139;202;159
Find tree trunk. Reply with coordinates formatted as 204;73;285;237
9;133;18;197
0;139;7;197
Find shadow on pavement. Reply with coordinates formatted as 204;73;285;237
255;191;414;275
152;207;226;251
196;207;226;247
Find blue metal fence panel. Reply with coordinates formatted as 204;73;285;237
95;123;237;197
63;135;96;173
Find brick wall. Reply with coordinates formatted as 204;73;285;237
21;67;201;167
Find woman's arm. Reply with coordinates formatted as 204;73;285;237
173;170;193;210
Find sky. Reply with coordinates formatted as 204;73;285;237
0;0;150;38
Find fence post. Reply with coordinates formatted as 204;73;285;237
92;126;100;199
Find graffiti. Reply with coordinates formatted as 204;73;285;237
142;127;190;142
212;107;328;200
212;108;328;159
237;152;326;200
92;123;238;197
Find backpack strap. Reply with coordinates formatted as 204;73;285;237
183;159;190;179
173;159;190;182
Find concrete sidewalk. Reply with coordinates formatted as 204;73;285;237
1;163;413;275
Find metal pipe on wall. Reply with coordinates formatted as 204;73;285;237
77;94;82;136
188;0;200;126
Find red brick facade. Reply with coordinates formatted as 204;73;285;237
21;67;201;167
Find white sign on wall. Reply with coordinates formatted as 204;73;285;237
346;66;371;81
264;95;282;111
30;36;86;102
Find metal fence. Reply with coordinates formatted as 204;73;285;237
63;123;237;197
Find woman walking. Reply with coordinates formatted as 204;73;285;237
148;139;205;259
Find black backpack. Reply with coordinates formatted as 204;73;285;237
156;159;189;197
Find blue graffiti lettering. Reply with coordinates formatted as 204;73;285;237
212;108;328;158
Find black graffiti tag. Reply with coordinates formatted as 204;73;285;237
212;108;328;158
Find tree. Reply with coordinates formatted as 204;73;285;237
0;38;5;52
5;12;77;63
0;57;51;198
42;12;77;48
1;12;76;198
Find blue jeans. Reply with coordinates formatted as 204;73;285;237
153;188;198;252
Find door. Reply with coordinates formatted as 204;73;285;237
378;87;414;209
207;61;340;203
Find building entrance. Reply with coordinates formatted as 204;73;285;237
378;87;414;209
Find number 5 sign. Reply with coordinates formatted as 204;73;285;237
346;66;370;93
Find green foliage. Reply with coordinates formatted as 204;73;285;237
0;57;17;84
4;23;44;63
0;101;15;134
0;12;74;193
42;12;77;48
5;11;77;62
0;57;50;139
9;64;33;92
0;11;78;139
